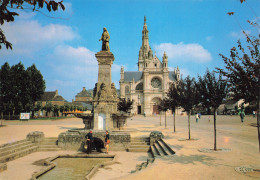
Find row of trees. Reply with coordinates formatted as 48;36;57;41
159;70;227;150
33;102;90;118
159;20;259;151
0;62;46;118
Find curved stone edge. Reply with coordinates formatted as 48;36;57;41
234;165;260;178
85;154;118;180
198;148;231;153
30;154;116;180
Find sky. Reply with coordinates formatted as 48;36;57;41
1;0;259;102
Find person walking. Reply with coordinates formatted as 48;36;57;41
104;130;110;154
240;110;245;123
195;113;199;123
85;130;93;154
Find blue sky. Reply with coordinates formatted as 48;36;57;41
1;0;259;101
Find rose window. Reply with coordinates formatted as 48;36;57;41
151;78;161;88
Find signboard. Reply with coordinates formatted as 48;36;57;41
20;113;30;120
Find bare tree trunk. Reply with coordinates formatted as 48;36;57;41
188;111;191;140
165;111;167;128
257;97;260;153
214;109;217;151
173;109;176;133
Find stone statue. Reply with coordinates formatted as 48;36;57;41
111;83;117;98
99;27;110;51
99;83;107;100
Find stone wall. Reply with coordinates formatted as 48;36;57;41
58;130;130;151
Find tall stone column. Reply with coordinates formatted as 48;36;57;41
93;51;118;130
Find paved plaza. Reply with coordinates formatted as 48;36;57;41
0;115;259;180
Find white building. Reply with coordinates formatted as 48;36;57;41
119;17;180;116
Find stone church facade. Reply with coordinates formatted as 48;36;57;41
119;17;180;116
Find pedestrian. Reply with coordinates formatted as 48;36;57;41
104;130;110;154
195;113;199;123
240;110;245;123
208;116;211;122
253;111;256;118
85;130;93;154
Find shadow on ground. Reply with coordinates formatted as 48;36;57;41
162;154;216;166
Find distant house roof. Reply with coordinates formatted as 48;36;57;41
52;95;65;101
76;87;92;97
40;91;57;101
124;72;143;82
40;90;66;102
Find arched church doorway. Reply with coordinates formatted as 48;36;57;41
98;113;106;130
151;97;162;115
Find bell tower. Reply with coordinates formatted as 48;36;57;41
138;16;153;71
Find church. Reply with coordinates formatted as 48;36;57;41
119;17;180;116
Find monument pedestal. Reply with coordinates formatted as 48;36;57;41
92;51;118;130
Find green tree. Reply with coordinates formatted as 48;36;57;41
34;101;43;117
167;81;182;132
217;25;260;151
44;102;53;117
0;0;65;50
117;98;134;113
53;105;59;117
59;105;65;117
0;62;11;116
26;64;46;106
9;62;29;114
197;70;228;150
158;98;169;128
179;76;200;140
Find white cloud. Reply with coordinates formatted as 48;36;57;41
53;45;96;65
1;20;78;56
154;42;212;63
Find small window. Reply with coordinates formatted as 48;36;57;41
155;63;157;67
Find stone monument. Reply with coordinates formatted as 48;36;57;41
58;28;130;151
92;28;118;130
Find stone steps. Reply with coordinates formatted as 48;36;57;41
0;143;35;157
150;139;175;158
0;140;33;156
128;137;150;152
38;137;61;151
0;145;38;163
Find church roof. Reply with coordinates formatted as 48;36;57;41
124;72;143;82
169;71;177;81
124;71;177;82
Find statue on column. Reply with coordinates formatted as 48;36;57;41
99;27;110;51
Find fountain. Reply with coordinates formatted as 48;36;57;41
57;28;130;152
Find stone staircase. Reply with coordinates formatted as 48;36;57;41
38;137;61;151
128;137;150;152
150;139;175;158
0;139;38;163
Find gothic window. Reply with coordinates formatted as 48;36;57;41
136;83;143;90
151;77;161;88
125;86;130;94
155;63;157;67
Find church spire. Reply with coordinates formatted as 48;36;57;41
138;16;153;71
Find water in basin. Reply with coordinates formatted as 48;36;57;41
38;157;113;180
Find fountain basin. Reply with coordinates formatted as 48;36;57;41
31;154;116;180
